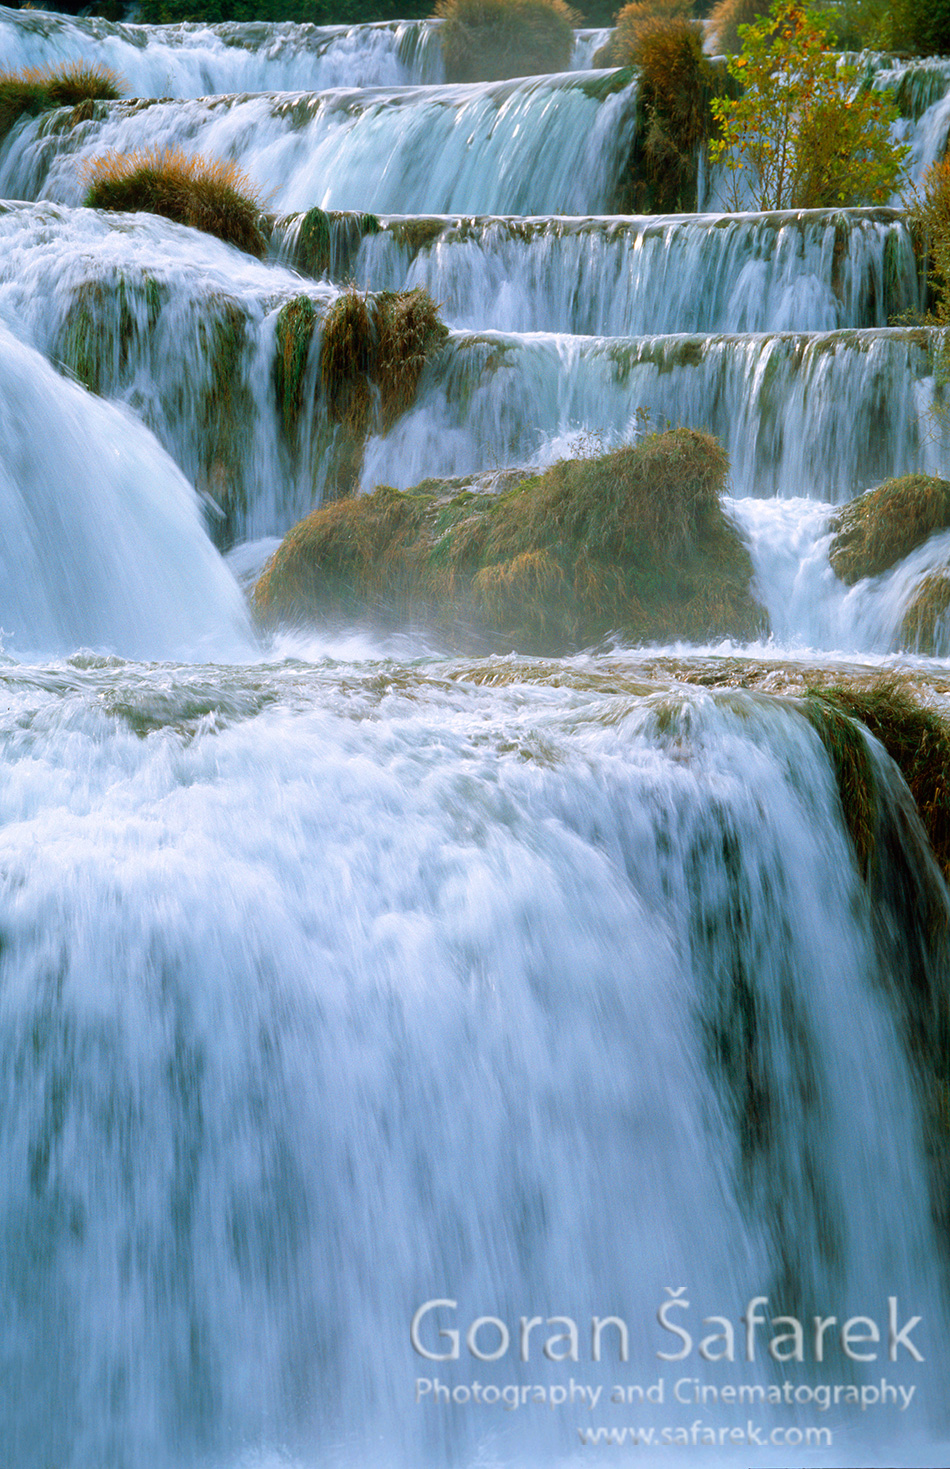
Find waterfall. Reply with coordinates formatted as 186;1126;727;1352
0;321;251;659
1;8;950;1466
0;72;640;217
0;663;945;1468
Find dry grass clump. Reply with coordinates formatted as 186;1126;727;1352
708;0;771;52
320;287;448;437
254;428;765;651
900;572;950;654
82;148;269;258
606;0;692;63
829;476;950;585
626;16;715;212
806;676;950;884
0;62;123;140
435;0;579;83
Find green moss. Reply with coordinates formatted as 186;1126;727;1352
295;206;331;277
274;295;317;439
829;475;950;584
805;675;950;885
803;695;877;877
198;298;252;539
253;428;766;650
575;66;636;101
900;572;950;654
386;217;447;255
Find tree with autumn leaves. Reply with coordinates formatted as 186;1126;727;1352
708;2;909;211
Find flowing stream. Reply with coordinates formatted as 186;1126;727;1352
1;7;950;1468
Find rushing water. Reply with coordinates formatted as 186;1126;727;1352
2;9;950;1469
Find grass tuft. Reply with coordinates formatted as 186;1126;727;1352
829;476;950;585
253;428;766;650
434;0;579;83
82;147;269;258
0;62;123;141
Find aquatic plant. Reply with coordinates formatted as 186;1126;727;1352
83;148;269;258
829;475;950;585
274;296;318;439
253;429;766;650
434;0;579;82
0;62;123;142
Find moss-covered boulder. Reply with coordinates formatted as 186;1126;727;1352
829;475;950;585
253;428;766;652
901;571;950;654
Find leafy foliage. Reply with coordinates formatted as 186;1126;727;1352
708;2;908;210
435;0;579;82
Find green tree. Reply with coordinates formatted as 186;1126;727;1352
708;2;909;211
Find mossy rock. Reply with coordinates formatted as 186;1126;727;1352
84;147;269;259
804;675;950;885
900;571;950;654
253;428;767;652
829;475;950;585
274;295;317;439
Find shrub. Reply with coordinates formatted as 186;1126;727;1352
624;16;717;212
253;428;766;650
0;62;123;141
708;0;770;52
434;0;579;83
829;475;950;584
606;0;692;63
879;0;950;55
82;148;269;258
908;157;950;327
708;2;908;209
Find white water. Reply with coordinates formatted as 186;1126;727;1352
0;8;610;97
331;208;918;335
1;12;950;1469
0;71;639;217
0;321;251;659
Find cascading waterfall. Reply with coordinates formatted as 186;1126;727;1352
2;7;950;1468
